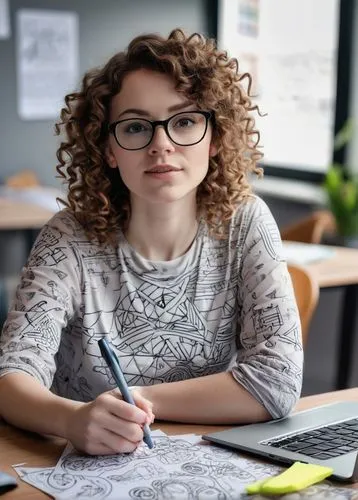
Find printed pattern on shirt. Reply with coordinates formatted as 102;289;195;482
0;197;303;417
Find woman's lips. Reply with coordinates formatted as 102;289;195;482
145;164;182;173
145;165;183;178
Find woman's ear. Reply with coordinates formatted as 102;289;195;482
209;142;218;158
105;142;118;169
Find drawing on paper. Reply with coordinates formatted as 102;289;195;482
14;431;358;499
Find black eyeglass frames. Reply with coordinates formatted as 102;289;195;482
108;110;212;151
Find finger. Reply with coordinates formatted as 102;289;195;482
83;442;119;456
133;394;155;425
132;390;153;414
99;411;144;443
99;428;140;454
100;392;147;424
108;387;153;415
143;409;155;426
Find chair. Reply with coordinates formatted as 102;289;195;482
288;264;319;347
281;210;336;244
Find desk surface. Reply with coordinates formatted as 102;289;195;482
283;241;358;288
305;245;358;288
0;198;54;230
1;388;358;499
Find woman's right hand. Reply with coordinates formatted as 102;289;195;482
65;388;154;455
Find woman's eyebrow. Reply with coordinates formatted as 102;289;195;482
167;101;195;112
116;101;195;120
116;108;149;119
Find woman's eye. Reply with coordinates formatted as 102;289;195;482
175;118;194;128
126;122;147;134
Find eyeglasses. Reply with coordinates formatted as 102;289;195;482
108;110;211;151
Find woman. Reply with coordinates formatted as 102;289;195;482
0;29;302;455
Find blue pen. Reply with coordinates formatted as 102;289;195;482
98;338;154;449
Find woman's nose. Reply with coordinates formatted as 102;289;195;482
148;126;175;155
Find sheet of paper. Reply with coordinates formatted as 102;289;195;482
14;465;358;500
16;9;79;120
13;430;358;499
0;0;10;39
16;430;282;499
282;241;335;265
14;467;57;497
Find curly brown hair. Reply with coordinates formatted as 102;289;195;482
55;28;263;245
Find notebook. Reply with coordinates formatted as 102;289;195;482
203;401;358;482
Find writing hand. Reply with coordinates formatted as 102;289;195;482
65;388;154;455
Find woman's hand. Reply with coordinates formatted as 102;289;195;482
65;388;154;455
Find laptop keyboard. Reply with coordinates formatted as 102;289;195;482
264;417;358;460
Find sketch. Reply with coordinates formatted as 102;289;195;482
42;431;279;498
14;466;55;495
14;432;358;499
15;466;113;498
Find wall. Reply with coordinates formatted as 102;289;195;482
0;0;213;186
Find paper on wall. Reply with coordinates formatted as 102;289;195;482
16;9;79;120
0;0;10;39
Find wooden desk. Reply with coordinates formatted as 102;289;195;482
0;198;54;231
0;198;55;262
303;244;358;391
306;245;358;289
1;388;358;499
0;199;56;327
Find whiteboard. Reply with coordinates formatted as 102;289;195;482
218;0;340;173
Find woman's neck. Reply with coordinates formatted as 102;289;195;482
125;198;199;261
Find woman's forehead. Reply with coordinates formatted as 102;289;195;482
111;69;193;117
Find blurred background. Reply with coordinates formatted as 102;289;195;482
0;0;358;397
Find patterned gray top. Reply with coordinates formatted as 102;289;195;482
0;196;302;419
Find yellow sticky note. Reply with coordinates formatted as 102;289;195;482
245;479;268;494
246;462;333;495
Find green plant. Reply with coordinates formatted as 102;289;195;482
323;119;358;238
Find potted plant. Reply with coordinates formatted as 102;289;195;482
323;119;358;247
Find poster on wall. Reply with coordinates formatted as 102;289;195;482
0;0;10;39
218;0;340;173
16;9;79;120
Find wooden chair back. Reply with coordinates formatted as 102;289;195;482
281;210;336;244
288;264;319;346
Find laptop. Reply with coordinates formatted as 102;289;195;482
202;401;358;482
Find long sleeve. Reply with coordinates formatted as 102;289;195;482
0;211;82;388
231;197;303;418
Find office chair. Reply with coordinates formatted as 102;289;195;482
288;264;319;347
281;210;336;244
